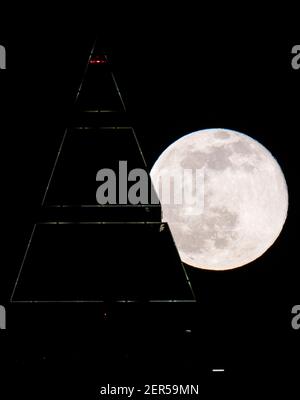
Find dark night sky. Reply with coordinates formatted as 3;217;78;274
0;13;299;391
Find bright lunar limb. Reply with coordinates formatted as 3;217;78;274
150;128;288;271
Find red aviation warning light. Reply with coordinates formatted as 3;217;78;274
89;55;108;65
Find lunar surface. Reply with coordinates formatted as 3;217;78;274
150;128;288;270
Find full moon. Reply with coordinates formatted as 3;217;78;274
150;128;288;270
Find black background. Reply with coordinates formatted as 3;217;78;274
0;12;299;396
